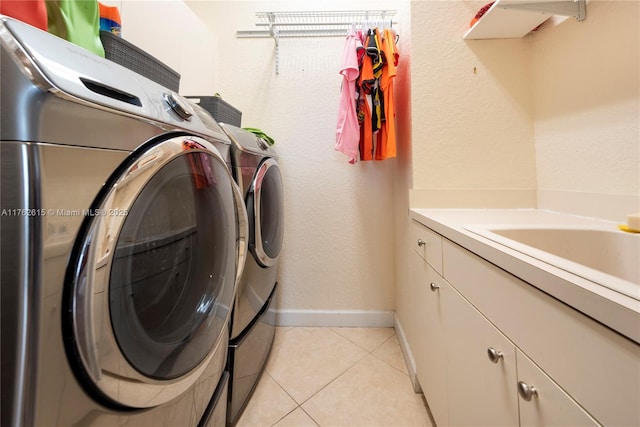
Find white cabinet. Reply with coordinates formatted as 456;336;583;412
436;277;599;427
407;238;519;427
413;260;448;427
403;248;429;376
516;350;599;427
409;219;443;274
443;282;519;426
400;221;449;424
401;219;637;426
443;238;640;427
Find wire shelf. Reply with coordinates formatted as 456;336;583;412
236;10;398;74
250;10;396;38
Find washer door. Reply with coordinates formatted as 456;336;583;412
65;135;247;408
247;158;284;267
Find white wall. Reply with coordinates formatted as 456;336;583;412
102;0;407;325
532;0;640;221
407;0;538;209
102;0;218;95
97;1;638;322
404;0;639;220
184;0;408;325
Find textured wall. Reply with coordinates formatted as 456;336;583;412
103;0;406;321
105;0;218;95
532;1;640;220
185;0;408;317
408;1;537;203
95;1;638;319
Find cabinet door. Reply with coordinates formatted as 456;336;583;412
398;248;430;375
414;263;449;427
443;284;519;426
443;238;639;426
516;350;601;427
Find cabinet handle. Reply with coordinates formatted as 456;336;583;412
487;347;504;363
417;239;426;247
517;381;538;401
430;282;440;292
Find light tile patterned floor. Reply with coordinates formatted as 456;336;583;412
236;327;433;427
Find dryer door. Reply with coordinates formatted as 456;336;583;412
65;135;247;408
248;158;284;267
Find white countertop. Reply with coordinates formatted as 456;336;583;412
410;208;640;344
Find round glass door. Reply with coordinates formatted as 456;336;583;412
65;136;246;408
109;150;233;380
249;158;283;267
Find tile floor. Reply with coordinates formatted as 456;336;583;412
235;327;433;427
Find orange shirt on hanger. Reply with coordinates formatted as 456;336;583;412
376;28;399;160
358;30;376;161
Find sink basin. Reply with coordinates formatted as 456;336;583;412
464;225;640;301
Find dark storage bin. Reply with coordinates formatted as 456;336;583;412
100;30;180;92
187;96;242;127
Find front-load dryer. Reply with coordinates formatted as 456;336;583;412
218;124;284;425
0;16;247;427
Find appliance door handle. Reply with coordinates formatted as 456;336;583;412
231;178;249;288
73;237;103;381
250;158;281;267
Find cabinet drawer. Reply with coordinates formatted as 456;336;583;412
410;220;442;274
443;239;640;427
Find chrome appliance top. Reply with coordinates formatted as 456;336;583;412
0;15;229;147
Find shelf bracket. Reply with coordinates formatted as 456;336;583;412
265;12;281;75
500;0;586;22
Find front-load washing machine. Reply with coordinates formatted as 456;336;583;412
218;124;284;425
0;16;247;427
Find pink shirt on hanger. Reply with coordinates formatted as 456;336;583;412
335;30;363;164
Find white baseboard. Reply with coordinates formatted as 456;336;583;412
394;313;421;393
275;309;394;328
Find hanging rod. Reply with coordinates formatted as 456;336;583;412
237;10;398;39
236;10;398;75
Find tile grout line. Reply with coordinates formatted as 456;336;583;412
298;406;322;427
264;369;322;427
265;328;430;427
329;328;396;354
369;334;414;379
269;404;322;427
296;348;370;407
262;370;299;409
282;329;375;424
262;369;326;426
287;330;401;424
317;330;413;397
265;328;416;426
372;353;412;378
330;329;412;378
